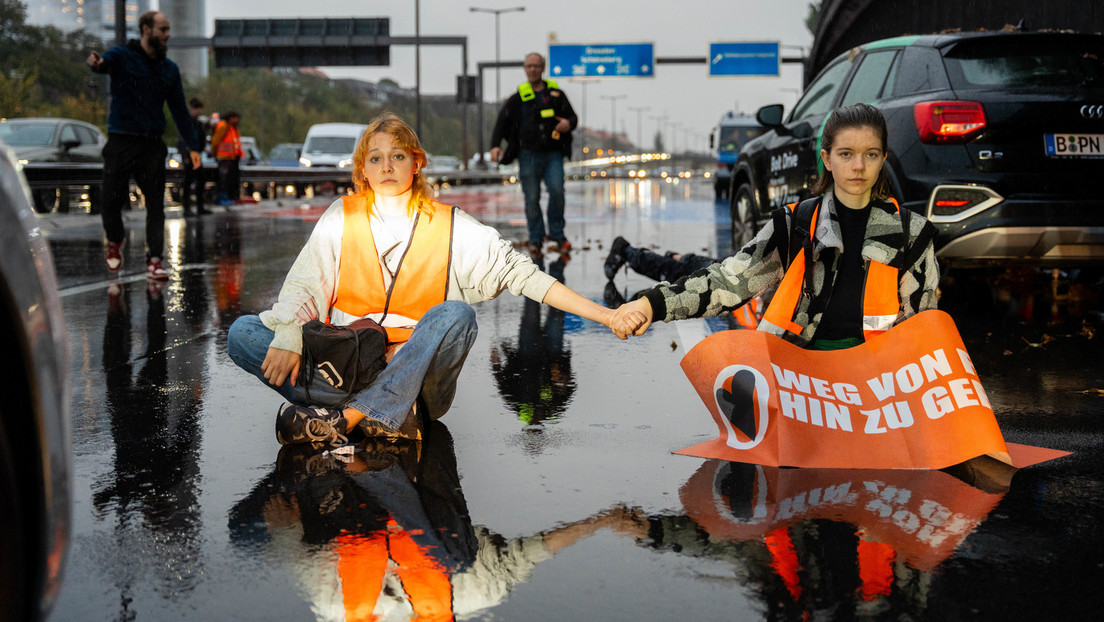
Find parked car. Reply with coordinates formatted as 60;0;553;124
268;142;303;167
0;117;105;213
728;30;1104;267
299;123;368;168
239;136;263;165
0;144;72;621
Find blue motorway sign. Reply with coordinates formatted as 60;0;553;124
709;42;780;77
548;43;654;79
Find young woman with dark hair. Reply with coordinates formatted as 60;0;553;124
613;103;940;351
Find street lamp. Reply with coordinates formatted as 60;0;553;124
600;95;627;153
627;106;649;151
470;6;525;103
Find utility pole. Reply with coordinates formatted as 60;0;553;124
650;113;668;152
627;106;650;151
600;94;626;151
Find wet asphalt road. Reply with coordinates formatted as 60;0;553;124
41;180;1104;621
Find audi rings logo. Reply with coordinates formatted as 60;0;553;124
1082;105;1104;120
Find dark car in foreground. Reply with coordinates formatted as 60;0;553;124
729;30;1104;267
0;118;105;213
0;143;72;621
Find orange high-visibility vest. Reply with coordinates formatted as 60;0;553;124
333;196;454;344
760;199;900;340
213;121;243;159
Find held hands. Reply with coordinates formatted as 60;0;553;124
609;298;653;339
261;347;300;387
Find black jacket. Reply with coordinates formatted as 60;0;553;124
490;81;578;165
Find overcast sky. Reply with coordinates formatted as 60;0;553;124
189;0;814;152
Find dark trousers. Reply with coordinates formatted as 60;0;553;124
218;158;241;201
101;134;168;260
181;160;206;214
627;246;718;282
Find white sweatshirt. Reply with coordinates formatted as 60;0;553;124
259;197;557;353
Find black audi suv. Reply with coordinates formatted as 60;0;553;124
729;30;1104;267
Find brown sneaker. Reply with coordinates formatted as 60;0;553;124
357;407;422;442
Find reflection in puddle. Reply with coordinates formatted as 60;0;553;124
230;422;637;620
490;254;574;429
668;457;1013;616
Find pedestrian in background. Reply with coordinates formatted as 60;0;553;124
179;97;210;217
227;113;624;448
87;10;203;279
490;52;578;256
211;111;243;206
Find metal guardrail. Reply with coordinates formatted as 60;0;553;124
19;162;515;192
19;162;518;213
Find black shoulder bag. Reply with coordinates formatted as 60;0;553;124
299;317;388;402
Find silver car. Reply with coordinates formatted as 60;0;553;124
0;143;72;621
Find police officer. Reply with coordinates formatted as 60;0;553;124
490;53;578;255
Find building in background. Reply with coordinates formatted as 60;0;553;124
24;0;151;43
24;0;206;84
160;0;208;85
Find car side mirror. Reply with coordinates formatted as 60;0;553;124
62;139;81;151
755;104;785;128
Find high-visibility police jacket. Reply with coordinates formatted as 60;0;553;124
490;80;578;163
759;199;901;341
212;120;243;160
640;193;940;348
333;196;455;344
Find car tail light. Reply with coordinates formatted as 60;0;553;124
914;102;986;144
926;184;1003;222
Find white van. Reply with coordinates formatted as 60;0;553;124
299;123;369;168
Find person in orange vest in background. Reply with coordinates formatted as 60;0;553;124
227;112;629;449
211;110;243;206
611;103;941;351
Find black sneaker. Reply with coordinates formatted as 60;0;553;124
275;403;349;446
604;236;630;280
603;281;626;307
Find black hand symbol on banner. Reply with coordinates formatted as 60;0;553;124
717;369;758;440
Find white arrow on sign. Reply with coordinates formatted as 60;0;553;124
712;53;723;64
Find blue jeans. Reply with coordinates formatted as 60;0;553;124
518;149;566;244
227;301;478;431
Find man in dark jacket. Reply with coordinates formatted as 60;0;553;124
88;10;203;280
490;53;578;255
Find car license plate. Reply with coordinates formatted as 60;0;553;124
1044;133;1104;158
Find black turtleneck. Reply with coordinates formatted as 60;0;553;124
814;197;872;342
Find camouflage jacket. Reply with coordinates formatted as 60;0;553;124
641;193;941;347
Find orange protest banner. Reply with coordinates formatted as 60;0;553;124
676;310;1064;469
